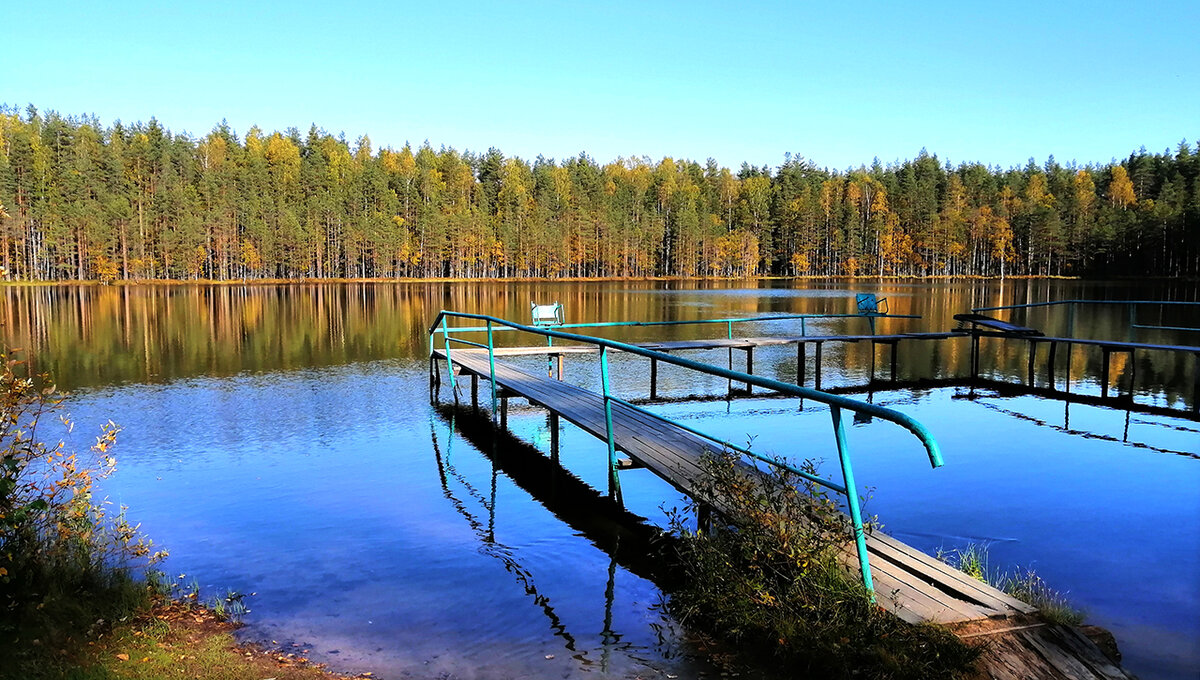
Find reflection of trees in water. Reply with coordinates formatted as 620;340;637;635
3;280;1194;405
427;410;680;672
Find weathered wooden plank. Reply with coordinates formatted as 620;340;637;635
868;532;1036;615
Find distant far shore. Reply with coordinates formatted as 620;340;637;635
0;274;1111;287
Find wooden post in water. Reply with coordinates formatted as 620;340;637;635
1101;348;1111;398
969;333;981;380
745;347;753;393
1193;353;1200;411
796;342;806;386
1065;342;1073;393
556;354;564;380
549;412;560;464
1127;350;1136;401
869;340;877;383
649;356;658;400
889;341;899;382
814;341;823;390
472;374;479;410
1047;341;1057;390
1027;339;1037;387
500;397;508;428
727;347;734;396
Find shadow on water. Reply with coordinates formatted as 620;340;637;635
428;402;698;673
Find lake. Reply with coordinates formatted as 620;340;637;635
2;279;1197;679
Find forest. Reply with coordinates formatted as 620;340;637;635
0;104;1196;282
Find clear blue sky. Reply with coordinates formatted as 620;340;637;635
4;1;1197;170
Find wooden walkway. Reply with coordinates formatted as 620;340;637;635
435;347;1033;626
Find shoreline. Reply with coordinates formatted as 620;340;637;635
0;274;1137;288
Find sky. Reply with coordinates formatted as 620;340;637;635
4;1;1198;171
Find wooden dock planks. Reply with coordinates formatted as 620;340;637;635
434;347;1028;627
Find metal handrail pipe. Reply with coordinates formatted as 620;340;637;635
428;312;920;337
429;310;943;470
603;394;849;495
445;337;491;350
972;299;1200;313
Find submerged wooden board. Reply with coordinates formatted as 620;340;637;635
434;348;1030;626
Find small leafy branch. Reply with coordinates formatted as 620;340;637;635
1;347;166;650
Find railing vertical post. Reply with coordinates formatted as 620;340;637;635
487;320;498;421
600;346;622;504
830;405;875;599
726;320;734;395
442;317;458;401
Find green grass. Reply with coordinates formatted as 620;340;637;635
938;543;1085;626
666;450;979;679
52;602;347;680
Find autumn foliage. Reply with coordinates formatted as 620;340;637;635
1;105;1197;282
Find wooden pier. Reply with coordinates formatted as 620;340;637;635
435;346;1036;626
427;308;1167;679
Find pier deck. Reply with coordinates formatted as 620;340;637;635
435;347;1033;626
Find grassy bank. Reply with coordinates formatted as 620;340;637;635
25;598;354;680
0;349;354;680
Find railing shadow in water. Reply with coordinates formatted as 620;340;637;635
427;405;687;672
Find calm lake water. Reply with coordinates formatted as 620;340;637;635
3;279;1198;679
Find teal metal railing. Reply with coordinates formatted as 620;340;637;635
972;299;1200;339
441;310;919;341
427;310;944;599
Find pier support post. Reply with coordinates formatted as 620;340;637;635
890;341;899;382
1065;343;1073;394
500;397;508;428
697;503;712;535
1127;350;1136;401
1027;339;1037;387
549;412;560;464
556;354;564;381
745;347;753;393
1101;349;1111;398
869;341;877;383
432;355;442;386
472;374;479;410
814;342;823;391
650;357;658;400
1193;353;1200;411
971;333;980;380
1047;342;1058;391
796;342;806;386
727;347;734;396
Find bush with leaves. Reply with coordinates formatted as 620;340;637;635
666;449;977;679
0;348;165;668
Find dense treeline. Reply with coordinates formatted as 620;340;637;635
0;105;1196;281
